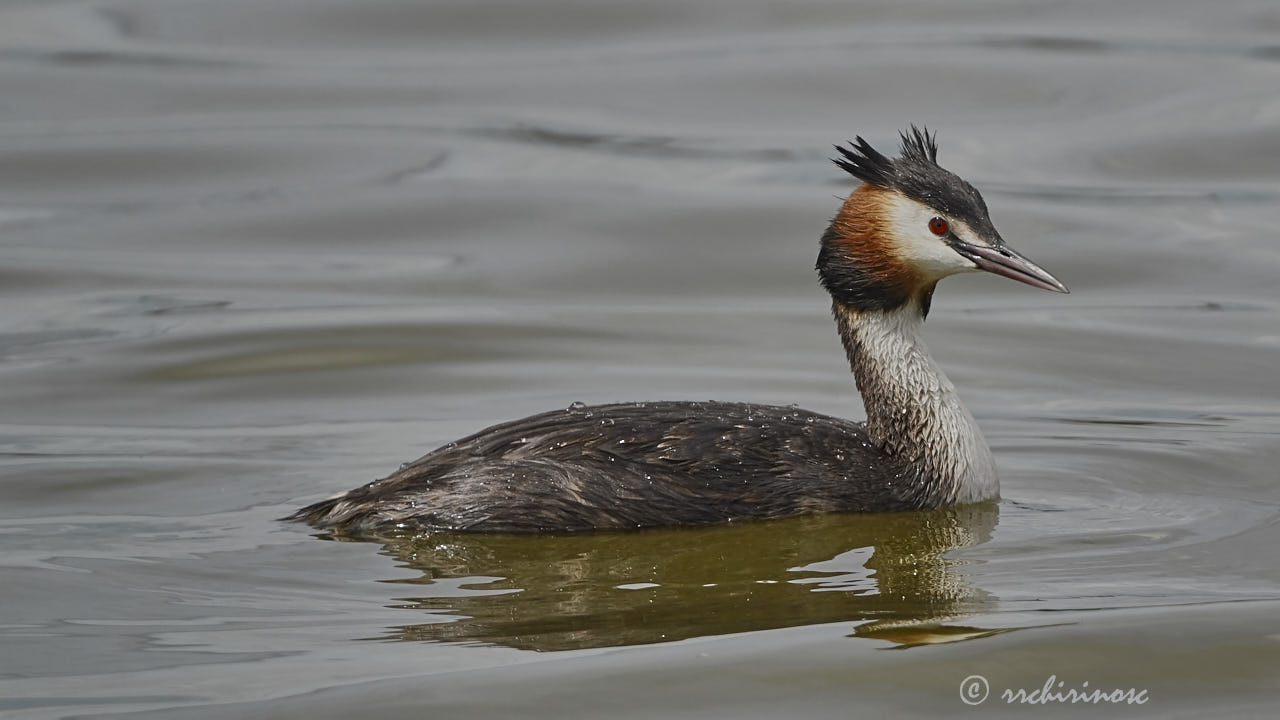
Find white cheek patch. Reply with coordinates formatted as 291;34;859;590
884;195;982;279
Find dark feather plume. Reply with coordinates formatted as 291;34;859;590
833;136;894;188
829;125;987;228
832;125;939;188
899;125;938;164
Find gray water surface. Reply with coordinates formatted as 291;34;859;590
2;1;1280;717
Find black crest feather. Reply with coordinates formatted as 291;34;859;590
899;125;938;164
828;125;988;225
832;124;938;188
833;137;895;188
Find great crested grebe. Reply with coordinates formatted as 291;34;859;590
290;127;1068;534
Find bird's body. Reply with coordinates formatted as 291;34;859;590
290;127;1066;534
293;401;900;533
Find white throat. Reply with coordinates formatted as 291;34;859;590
836;300;998;505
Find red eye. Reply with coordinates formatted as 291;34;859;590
928;217;949;236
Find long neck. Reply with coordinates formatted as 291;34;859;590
833;299;998;506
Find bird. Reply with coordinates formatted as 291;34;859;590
288;126;1068;534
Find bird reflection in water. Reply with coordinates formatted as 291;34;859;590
316;503;1003;651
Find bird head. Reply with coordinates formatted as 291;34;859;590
817;127;1067;316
